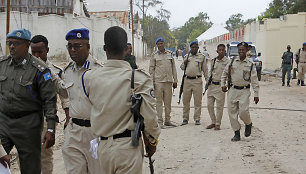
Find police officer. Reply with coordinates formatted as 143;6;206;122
0;141;10;168
83;26;160;174
0;28;57;173
180;40;208;125
295;42;306;86
221;42;259;141
30;35;69;174
61;28;102;173
125;43;138;69
281;45;294;87
149;37;178;127
206;44;229;130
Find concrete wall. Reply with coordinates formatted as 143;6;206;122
0;11;146;62
202;12;306;70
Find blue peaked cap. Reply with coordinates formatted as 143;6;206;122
190;40;198;47
155;37;165;44
6;28;31;41
66;28;89;40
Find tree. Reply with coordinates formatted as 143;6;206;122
225;13;244;31
259;0;306;20
172;12;212;49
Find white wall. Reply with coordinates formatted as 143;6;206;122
0;11;146;62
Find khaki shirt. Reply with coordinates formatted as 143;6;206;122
221;57;259;97
62;56;102;120
46;60;69;109
84;60;160;143
180;53;209;81
210;56;230;82
0;140;6;157
295;49;306;63
0;54;57;129
149;50;178;83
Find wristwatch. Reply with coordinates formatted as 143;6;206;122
47;129;55;134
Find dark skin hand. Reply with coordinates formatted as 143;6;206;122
173;82;177;89
0;155;10;168
222;86;227;92
43;131;55;149
254;97;259;104
64;108;70;129
143;134;156;158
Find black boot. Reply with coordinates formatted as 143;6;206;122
297;80;300;85
302;81;305;86
231;130;240;141
245;123;252;137
287;81;290;87
282;82;285;86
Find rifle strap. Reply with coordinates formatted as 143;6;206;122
209;58;217;81
249;63;253;82
228;57;235;85
131;69;135;89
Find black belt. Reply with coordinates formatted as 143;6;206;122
283;63;292;64
231;84;250;89
212;81;220;85
100;129;136;140
72;118;91;127
186;75;202;79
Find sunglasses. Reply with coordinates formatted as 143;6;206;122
6;41;24;47
66;44;83;50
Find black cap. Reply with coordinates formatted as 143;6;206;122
237;42;248;47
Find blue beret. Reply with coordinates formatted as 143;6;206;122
303;42;306;46
155;37;165;44
6;28;31;41
190;40;198;47
66;28;89;40
237;42;248;47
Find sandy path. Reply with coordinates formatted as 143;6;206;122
10;58;306;174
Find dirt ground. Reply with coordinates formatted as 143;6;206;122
10;58;306;174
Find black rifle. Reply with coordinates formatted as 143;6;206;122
178;51;190;104
149;157;155;174
228;57;235;90
203;58;216;96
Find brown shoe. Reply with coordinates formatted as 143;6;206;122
164;121;177;127
214;125;220;130
206;124;215;129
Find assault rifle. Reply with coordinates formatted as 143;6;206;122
178;51;190;104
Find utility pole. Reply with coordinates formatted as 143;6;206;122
6;0;11;55
130;0;135;55
142;0;145;59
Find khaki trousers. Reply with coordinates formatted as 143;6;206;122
207;84;225;125
182;78;203;121
227;88;252;131
154;82;173;123
298;63;306;81
41;120;54;174
98;137;144;174
62;119;101;174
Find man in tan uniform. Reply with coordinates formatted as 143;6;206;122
149;37;178;127
180;40;208;125
0;141;10;168
206;44;229;130
61;28;102;174
30;35;69;174
295;42;306;86
221;42;259;141
83;26;160;174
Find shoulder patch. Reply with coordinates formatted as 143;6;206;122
31;56;48;72
0;56;10;62
63;61;74;72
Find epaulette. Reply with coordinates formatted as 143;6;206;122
136;68;151;78
93;58;103;67
31;56;48;72
152;51;158;56
0;56;9;62
166;50;173;54
63;61;74;72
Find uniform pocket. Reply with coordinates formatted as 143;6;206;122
243;70;251;81
0;75;7;92
17;80;37;98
